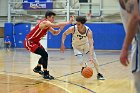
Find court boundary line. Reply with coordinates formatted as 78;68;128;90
52;59;119;93
0;73;72;93
55;59;119;78
55;78;96;93
0;59;119;93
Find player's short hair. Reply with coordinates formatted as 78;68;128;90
76;16;87;24
45;11;56;18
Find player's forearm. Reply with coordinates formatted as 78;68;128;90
61;33;66;44
40;21;72;29
55;21;72;27
89;45;94;57
58;16;73;27
123;15;138;51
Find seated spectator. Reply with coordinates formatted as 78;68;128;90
4;36;11;51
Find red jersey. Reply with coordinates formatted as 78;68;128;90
26;19;50;42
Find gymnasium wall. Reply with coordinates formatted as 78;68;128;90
87;23;125;50
0;28;4;48
101;0;120;15
4;23;125;50
0;0;8;16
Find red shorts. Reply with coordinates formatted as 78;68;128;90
24;38;44;53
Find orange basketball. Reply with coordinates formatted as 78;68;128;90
81;67;93;78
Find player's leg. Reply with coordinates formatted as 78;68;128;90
34;47;54;80
33;43;46;75
133;72;140;93
85;51;105;80
24;40;54;79
76;54;87;72
24;40;43;74
33;57;44;75
73;46;86;72
84;44;105;80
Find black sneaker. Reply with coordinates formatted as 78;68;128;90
33;67;44;75
97;73;105;80
43;71;54;80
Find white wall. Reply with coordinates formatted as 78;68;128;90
0;0;8;16
101;0;120;15
79;0;120;16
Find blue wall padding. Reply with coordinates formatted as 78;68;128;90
4;23;14;47
4;23;125;50
86;23;125;50
14;23;31;48
4;23;31;48
47;23;125;50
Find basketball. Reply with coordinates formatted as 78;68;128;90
81;67;93;78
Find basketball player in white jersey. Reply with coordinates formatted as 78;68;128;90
119;0;140;92
60;16;105;80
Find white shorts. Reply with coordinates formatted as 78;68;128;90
72;43;97;60
131;34;140;73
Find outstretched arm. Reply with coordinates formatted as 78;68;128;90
39;16;74;29
49;26;64;35
60;26;74;52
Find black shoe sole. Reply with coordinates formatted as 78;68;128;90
43;77;55;80
33;69;44;75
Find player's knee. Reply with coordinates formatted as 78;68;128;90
76;54;84;65
41;52;48;59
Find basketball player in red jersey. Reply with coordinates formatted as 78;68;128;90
24;11;74;80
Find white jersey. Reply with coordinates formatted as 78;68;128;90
120;1;140;73
72;25;90;47
72;25;97;61
72;25;92;56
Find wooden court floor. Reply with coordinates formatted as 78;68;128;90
0;48;136;93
